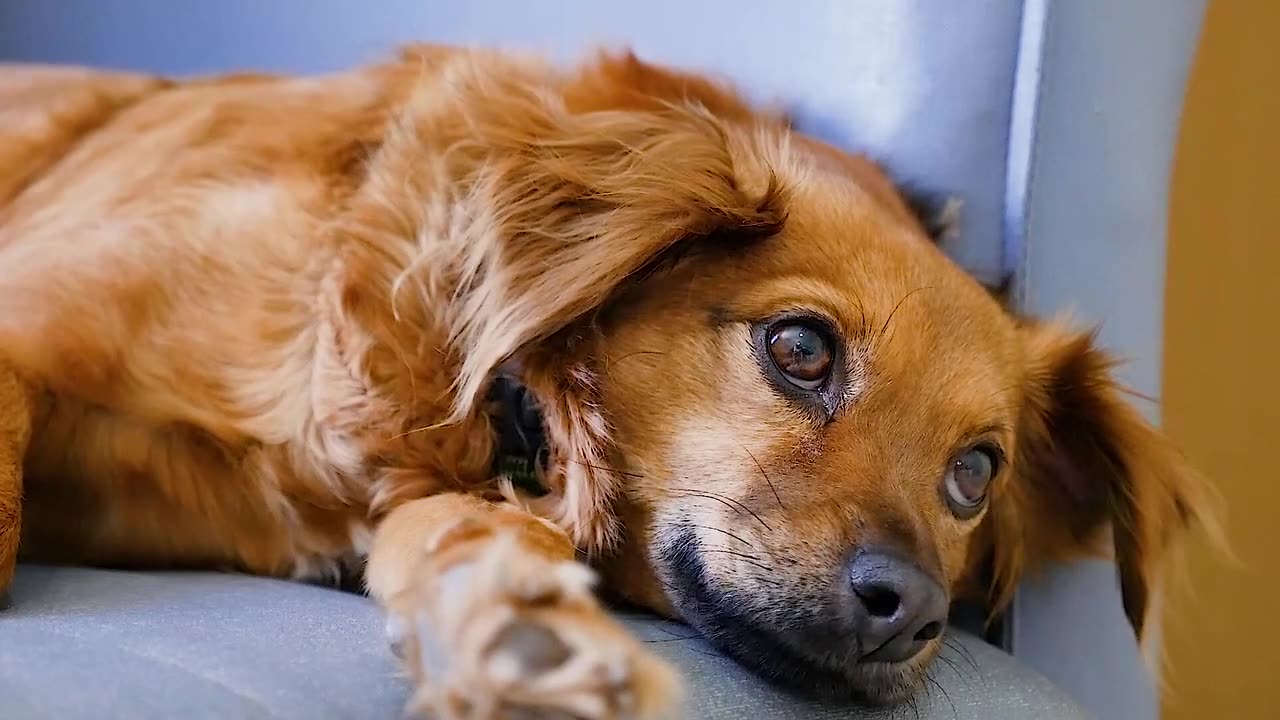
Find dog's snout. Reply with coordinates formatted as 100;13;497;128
848;547;948;663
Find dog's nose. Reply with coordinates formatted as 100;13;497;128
847;547;948;663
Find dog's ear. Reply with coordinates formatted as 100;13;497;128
447;60;787;552
440;66;787;419
982;320;1217;638
562;50;772;123
335;54;786;550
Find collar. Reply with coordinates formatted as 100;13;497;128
489;374;550;497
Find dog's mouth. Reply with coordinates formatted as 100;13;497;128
660;533;936;704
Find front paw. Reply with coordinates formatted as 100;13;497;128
388;531;680;719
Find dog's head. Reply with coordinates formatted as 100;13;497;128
424;51;1212;703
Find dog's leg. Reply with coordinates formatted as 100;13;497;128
0;362;33;608
366;493;680;719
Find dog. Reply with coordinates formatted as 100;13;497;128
0;46;1212;718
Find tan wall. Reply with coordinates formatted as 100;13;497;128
1162;0;1280;717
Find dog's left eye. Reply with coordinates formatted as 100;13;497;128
943;446;998;518
767;321;834;390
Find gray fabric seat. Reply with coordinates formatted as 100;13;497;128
0;565;1086;719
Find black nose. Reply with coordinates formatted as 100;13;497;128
847;547;949;663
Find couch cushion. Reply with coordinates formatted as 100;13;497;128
0;565;1087;719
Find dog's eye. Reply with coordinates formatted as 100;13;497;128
767;321;833;389
943;446;998;518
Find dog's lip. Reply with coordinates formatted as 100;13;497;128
678;600;929;703
661;532;929;702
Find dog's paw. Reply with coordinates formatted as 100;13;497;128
391;530;680;720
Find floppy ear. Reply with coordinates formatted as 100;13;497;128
984;321;1216;637
382;56;785;551
561;50;776;123
439;65;787;419
327;52;785;550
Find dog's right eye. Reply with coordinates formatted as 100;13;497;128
767;321;834;390
942;446;998;519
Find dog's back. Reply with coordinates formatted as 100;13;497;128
0;66;165;216
0;59;411;573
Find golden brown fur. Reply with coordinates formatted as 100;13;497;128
0;46;1213;716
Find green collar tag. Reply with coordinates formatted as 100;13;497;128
490;375;549;497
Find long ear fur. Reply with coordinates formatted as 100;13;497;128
400;55;786;421
982;320;1221;637
335;51;787;550
446;107;785;420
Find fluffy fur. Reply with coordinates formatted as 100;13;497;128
0;47;1213;716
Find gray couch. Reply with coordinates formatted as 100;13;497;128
1;566;1085;719
0;1;1207;717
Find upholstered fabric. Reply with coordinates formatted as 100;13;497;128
0;566;1087;720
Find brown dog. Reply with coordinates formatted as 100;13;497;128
0;47;1211;717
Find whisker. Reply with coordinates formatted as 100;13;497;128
877;285;934;343
933;654;961;692
696;547;774;574
644;619;723;656
734;438;786;511
925;673;959;720
560;460;777;534
650;623;701;641
661;490;747;520
663;487;773;532
934;653;962;680
942;634;979;673
653;576;686;599
941;635;982;681
683;523;757;549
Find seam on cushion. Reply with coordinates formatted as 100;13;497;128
1002;0;1052;304
9;624;285;720
1005;0;1062;661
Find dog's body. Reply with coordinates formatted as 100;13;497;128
0;47;1210;718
